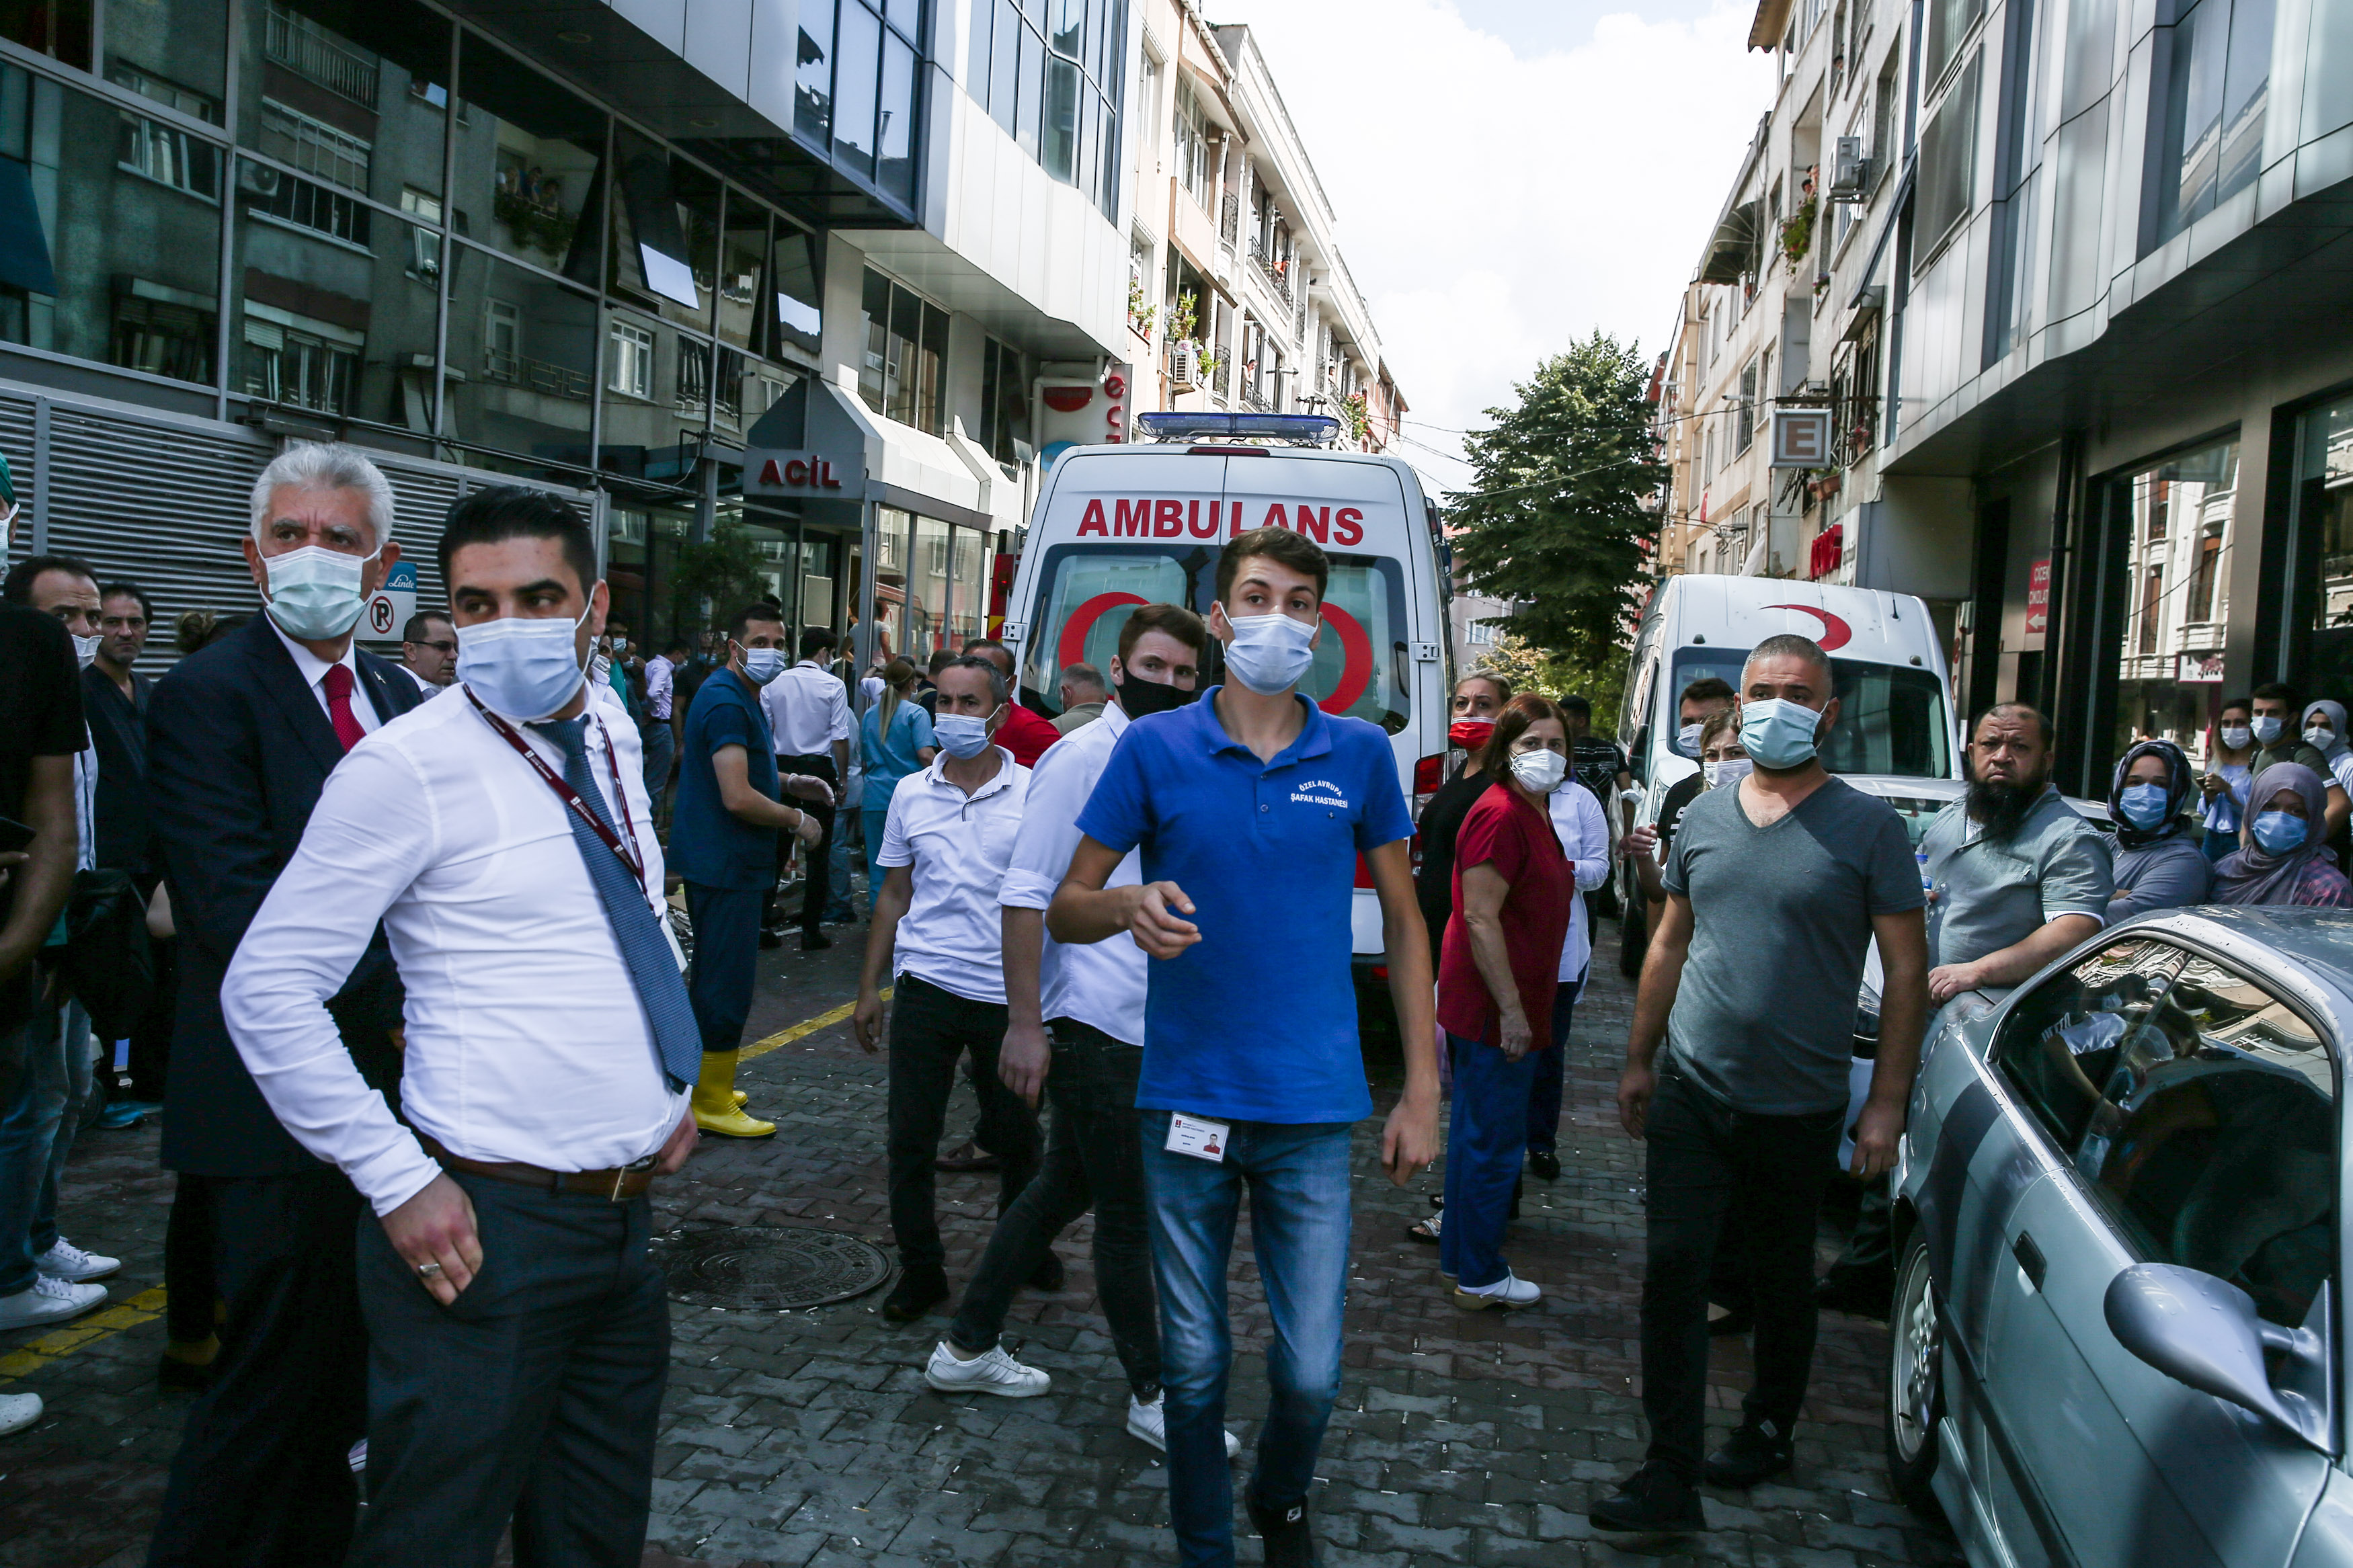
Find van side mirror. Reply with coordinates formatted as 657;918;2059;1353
2104;1265;2332;1452
1628;726;1649;784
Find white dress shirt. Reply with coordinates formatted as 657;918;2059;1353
762;659;850;757
221;677;688;1216
878;747;1029;1003
645;654;676;721
268;615;385;734
999;701;1143;1044
1550;780;1613;983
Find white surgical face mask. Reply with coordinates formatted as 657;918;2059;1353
741;647;788;686
1677;722;1704;755
2251;714;2284;745
456;602;594;720
934;708;998;759
1221;610;1318;695
2221;724;2251;749
1510;747;1568;793
71;632;100;667
1704;756;1753;789
262;542;379;641
2308;726;2336;751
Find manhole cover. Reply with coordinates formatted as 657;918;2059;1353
652;1225;894;1309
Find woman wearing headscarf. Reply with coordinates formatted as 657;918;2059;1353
2106;739;2212;919
2301;700;2353;794
2212;762;2353;908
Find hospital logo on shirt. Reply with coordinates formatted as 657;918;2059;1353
1291;779;1351;809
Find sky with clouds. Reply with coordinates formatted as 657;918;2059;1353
1200;0;1778;489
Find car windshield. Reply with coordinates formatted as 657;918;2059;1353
1019;542;1412;733
1670;648;1952;778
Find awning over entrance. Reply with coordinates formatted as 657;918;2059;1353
742;372;1006;532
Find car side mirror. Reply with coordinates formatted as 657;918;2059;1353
2104;1264;2333;1451
1628;726;1649;784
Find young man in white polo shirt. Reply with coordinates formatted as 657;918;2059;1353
923;605;1243;1457
853;655;1041;1322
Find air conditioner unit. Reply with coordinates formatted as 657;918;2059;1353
1169;341;1200;390
1828;136;1870;203
239;162;282;198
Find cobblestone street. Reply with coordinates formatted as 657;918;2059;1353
0;927;1962;1567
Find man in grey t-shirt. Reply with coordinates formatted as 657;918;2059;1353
1592;633;1930;1533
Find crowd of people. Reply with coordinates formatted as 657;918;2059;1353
2;436;2352;1563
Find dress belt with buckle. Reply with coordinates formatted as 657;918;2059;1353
417;1134;659;1202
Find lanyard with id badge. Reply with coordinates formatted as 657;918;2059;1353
1166;1112;1229;1162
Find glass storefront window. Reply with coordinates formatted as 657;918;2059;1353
609;126;718;332
947;524;987;647
444;239;595;468
873;504;911;665
455;30;602;286
235;0;446;211
908;514;950;658
2286;399;2353;699
0;65;221;386
233;165;438;427
2113;436;2239;765
801;533;840;639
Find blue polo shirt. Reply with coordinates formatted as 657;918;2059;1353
669;668;781;891
1076;687;1413;1124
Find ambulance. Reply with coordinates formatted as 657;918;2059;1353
1002;412;1456;1010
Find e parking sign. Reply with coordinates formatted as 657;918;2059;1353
365;559;417;642
1770;407;1833;468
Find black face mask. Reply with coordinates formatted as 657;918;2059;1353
1117;671;1197;719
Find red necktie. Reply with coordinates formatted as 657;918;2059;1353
322;663;366;753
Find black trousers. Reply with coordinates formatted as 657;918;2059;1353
163;1171;217;1346
1640;1066;1843;1480
948;1021;1159;1397
886;973;1041;1277
147;1169;368;1568
128;935;177;1102
773;754;838;936
351;1169;669;1568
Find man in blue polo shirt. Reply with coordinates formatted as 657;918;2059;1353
1051;527;1440;1568
669;604;824;1139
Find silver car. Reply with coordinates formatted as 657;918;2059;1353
1886;907;2351;1567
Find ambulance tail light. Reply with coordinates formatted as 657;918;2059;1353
1412;752;1445;819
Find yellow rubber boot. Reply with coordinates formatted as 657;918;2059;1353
692;1050;775;1138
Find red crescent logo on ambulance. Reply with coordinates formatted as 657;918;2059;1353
1316;604;1373;714
1763;604;1852;652
1058;593;1149;669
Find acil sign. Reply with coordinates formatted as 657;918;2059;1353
754;453;846;490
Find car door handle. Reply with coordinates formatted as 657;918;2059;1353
2013;1231;2046;1292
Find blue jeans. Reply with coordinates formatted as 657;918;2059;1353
1441;1034;1538;1290
639;718;675;819
1525;977;1583;1152
1142;1112;1352;1568
0;1000;95;1294
861;802;893;896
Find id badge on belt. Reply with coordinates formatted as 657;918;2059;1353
1165;1112;1229;1163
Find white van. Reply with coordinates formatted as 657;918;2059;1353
1613;575;1962;966
1002;413;1455;1004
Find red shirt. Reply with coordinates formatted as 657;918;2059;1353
1436;785;1574;1048
997;702;1061;768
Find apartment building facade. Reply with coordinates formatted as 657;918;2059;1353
1112;1;1402;454
0;0;1131;674
1659;0;2353;797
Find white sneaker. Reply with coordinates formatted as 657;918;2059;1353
34;1239;119;1283
0;1392;42;1437
1452;1270;1542;1311
924;1340;1051;1397
0;1274;108;1329
1126;1393;1242;1458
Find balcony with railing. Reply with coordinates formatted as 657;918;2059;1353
1250;238;1293;306
1220;191;1240;245
481;349;590;401
265;0;379;106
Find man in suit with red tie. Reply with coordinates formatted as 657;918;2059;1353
145;443;424;1568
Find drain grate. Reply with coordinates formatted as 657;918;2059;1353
651;1225;894;1309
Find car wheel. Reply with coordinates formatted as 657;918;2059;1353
1886;1231;1945;1520
1618;880;1647;977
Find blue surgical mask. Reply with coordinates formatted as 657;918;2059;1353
2117;782;2171;830
934;710;997;759
1677;722;1704;755
263;543;378;641
1738;698;1825;771
2252;715;2284;745
742;648;788;686
2253;811;2309;854
457;604;592;720
1222;611;1318;695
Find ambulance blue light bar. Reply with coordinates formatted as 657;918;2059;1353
1133;412;1342;446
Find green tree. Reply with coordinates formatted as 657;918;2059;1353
1448;333;1667;669
1476;632;1630;731
670;518;774;630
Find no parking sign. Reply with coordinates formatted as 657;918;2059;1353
364;559;417;642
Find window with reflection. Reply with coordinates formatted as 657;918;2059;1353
108;0;229;119
908;514;950;657
236;0;448;210
609;126;718;331
795;0;926;205
832;1;880;177
968;0;1122;216
454;31;602;286
2112;436;2237;767
233;159;438;425
598;307;708;483
978;333;1029;468
2151;0;2272;248
797;0;836;142
444;240;595;466
2285;398;2353;697
3;0;91;70
715;196;766;352
0;65;220;386
772;222;823;361
856;269;947;434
